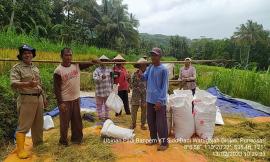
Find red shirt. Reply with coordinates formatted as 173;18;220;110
113;65;129;91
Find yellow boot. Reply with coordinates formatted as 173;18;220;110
16;132;30;159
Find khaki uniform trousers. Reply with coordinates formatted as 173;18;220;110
17;95;44;146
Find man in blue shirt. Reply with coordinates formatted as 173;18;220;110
140;47;169;151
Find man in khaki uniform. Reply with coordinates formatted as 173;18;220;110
10;45;47;159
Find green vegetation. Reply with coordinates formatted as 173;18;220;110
191;115;270;162
0;0;140;54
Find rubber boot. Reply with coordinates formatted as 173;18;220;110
16;132;30;159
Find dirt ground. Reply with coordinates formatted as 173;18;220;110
3;114;270;162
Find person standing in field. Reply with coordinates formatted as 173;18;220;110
130;58;149;130
178;57;196;95
53;47;98;146
140;47;169;151
93;55;113;121
10;45;48;159
113;54;131;116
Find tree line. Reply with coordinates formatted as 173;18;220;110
141;21;270;70
0;1;269;70
0;0;139;53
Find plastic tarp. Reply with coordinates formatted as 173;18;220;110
207;87;270;117
44;97;97;117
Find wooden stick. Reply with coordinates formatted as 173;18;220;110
0;58;234;64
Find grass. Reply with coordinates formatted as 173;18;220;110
190;115;270;162
194;65;270;106
29;115;115;162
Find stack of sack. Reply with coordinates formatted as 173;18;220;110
193;90;217;139
168;89;217;140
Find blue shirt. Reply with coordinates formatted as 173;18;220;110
143;64;169;105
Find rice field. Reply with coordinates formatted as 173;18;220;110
1;47;270;107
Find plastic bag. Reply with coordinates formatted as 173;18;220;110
43;115;55;130
105;84;124;113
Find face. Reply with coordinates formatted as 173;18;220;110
62;51;72;64
185;60;191;67
151;53;160;65
140;64;147;72
22;50;33;64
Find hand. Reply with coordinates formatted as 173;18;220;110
182;77;188;81
154;102;161;111
128;88;130;93
137;70;143;78
102;75;106;79
28;80;38;88
59;103;67;113
44;99;48;108
92;59;101;64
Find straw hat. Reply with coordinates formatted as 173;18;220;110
134;58;149;68
113;54;125;62
99;55;110;61
184;57;192;62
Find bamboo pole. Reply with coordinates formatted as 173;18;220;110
0;58;234;64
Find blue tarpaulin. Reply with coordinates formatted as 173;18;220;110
207;87;270;117
44;97;96;117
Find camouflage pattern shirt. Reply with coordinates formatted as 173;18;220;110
130;70;146;105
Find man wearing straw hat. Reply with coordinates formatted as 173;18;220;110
93;55;113;121
10;45;48;159
130;58;149;130
113;54;131;116
178;57;196;95
53;47;98;146
140;47;169;151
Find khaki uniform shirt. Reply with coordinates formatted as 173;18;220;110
10;62;43;94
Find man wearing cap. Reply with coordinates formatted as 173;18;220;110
10;45;48;159
93;55;113;121
53;47;98;146
113;54;131;116
130;58;148;130
179;57;196;95
140;47;169;151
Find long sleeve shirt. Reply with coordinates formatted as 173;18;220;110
142;64;169;106
179;66;196;90
93;66;113;97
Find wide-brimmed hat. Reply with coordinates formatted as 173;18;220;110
134;58;149;68
17;44;36;60
99;55;110;62
113;54;125;62
149;47;162;56
184;57;192;62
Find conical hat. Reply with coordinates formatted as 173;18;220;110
99;55;110;61
113;54;125;61
134;58;149;68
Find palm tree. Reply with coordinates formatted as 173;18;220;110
233;20;265;69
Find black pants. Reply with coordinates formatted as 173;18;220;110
115;90;131;116
147;103;168;146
